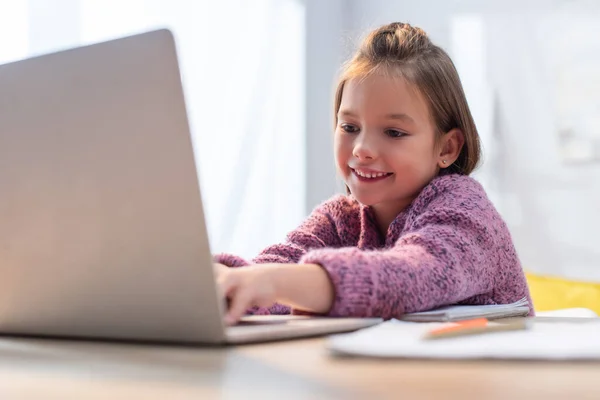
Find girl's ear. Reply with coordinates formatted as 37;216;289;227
437;128;464;169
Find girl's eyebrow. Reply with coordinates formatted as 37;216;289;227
338;109;415;124
337;109;358;118
385;113;415;124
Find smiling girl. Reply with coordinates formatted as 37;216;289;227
214;22;533;325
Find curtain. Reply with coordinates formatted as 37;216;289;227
452;10;600;282
0;0;306;260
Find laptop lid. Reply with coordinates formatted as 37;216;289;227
0;29;227;344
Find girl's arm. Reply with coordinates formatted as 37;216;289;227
294;206;531;319
213;195;347;315
219;205;525;322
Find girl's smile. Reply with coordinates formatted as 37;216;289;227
350;166;394;183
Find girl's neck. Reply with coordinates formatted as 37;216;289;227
371;199;413;237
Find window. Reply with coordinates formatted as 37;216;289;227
0;0;306;259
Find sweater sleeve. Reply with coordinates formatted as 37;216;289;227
214;195;344;267
213;195;346;315
299;205;523;319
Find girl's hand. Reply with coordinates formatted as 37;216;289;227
213;263;335;325
214;263;280;325
213;262;229;277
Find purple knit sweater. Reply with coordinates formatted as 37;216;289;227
215;174;533;319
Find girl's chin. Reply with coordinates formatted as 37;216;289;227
348;191;382;206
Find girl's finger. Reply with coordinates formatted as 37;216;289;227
217;270;236;298
225;288;253;325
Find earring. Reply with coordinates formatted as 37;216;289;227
442;160;447;165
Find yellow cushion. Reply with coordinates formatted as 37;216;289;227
526;272;600;314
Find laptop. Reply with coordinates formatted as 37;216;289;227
0;29;381;345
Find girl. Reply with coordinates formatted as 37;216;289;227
214;22;533;325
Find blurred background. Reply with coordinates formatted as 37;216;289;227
1;0;599;287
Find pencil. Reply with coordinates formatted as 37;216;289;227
423;318;530;340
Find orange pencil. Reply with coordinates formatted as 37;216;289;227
423;318;530;340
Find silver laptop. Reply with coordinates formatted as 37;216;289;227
0;29;380;344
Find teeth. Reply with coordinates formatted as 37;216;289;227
355;170;388;179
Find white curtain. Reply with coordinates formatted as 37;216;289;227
0;0;306;260
0;0;29;64
452;10;600;282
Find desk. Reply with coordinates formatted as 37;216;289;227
1;322;600;399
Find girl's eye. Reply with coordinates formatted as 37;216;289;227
340;124;359;134
386;129;407;138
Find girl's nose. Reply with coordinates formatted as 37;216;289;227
352;133;377;161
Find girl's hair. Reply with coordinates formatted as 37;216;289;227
334;22;481;175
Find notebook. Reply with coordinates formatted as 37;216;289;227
399;297;530;322
327;319;600;360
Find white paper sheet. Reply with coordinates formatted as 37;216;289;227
328;319;600;360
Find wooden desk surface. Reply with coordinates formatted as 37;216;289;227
1;323;600;399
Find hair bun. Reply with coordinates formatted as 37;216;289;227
363;22;432;61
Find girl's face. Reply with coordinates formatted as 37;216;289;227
335;74;450;214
